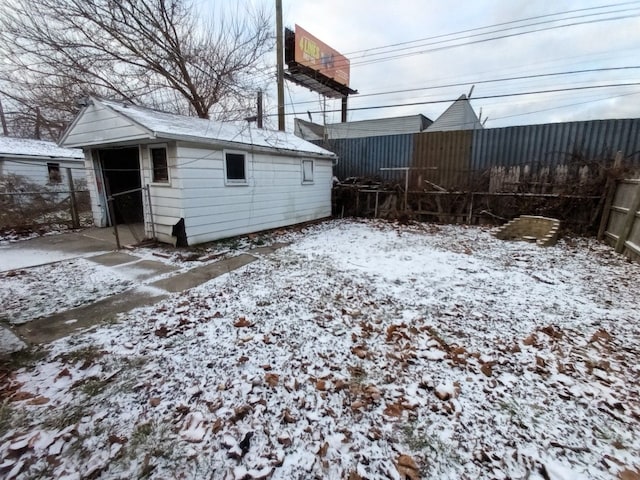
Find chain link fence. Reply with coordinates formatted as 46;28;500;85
0;173;91;233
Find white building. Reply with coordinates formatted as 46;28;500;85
59;97;337;246
294;114;432;141
0;136;85;188
425;94;483;132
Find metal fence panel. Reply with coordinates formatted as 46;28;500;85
319;118;640;189
411;130;473;189
314;134;414;182
472;119;640;171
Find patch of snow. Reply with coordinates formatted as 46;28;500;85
0;326;27;354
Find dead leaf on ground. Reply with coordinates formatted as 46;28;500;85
277;434;292;447
619;469;640;480
55;368;72;381
480;363;493;377
234;317;251;328
318;441;329;457
211;418;223;433
334;379;348;391
590;329;612;343
282;408;297;424
108;434;127;445
11;390;35;401
540;325;563;339
396;454;420;480
154;326;169;338
265;373;279;387
351;346;368;359
230;405;252;423
383;401;404;417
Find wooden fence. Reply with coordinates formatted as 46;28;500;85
601;178;640;260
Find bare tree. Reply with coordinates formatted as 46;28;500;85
0;0;273;139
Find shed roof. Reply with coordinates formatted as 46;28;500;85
61;98;335;158
0;136;83;160
426;94;483;132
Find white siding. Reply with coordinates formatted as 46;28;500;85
175;144;332;245
63;102;150;147
139;143;185;244
0;156;86;189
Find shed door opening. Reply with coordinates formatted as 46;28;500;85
99;148;143;224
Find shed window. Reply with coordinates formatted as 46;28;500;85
150;147;169;183
302;159;314;183
47;163;61;184
225;152;247;184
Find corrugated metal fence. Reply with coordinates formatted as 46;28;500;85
325;134;413;182
319;118;640;190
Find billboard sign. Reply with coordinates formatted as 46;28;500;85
294;25;350;88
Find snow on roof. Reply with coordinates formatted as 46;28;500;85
0;136;84;160
97;98;336;157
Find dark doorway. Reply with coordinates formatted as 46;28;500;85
99;148;143;224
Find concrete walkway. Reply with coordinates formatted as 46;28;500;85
0;225;145;272
6;241;288;347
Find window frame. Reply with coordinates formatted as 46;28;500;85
149;144;170;185
301;159;314;184
224;150;248;186
47;162;62;184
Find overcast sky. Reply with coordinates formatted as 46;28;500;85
247;0;640;129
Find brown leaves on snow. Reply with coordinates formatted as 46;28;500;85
265;373;279;388
619;469;640;480
234;316;252;328
396;454;420;480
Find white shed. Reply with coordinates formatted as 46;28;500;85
0;136;85;189
59;97;337;246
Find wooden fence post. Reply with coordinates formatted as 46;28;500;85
66;168;80;228
597;151;623;240
615;182;640;253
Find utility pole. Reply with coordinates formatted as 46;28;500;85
275;0;285;131
257;90;263;129
341;97;348;123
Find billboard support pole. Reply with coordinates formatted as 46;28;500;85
276;0;285;131
257;89;263;129
341;97;348;123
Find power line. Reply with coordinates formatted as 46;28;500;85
254;4;640;82
340;1;640;57
267;82;640;117
348;12;640;69
279;66;640;108
487;90;640;123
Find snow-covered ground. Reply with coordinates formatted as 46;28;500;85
0;258;134;324
1;219;639;479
